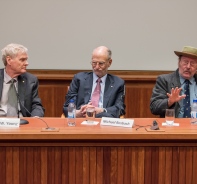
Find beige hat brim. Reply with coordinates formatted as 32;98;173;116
174;51;197;59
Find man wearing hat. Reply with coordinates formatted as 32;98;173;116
150;46;197;118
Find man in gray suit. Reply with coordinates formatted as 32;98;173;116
150;46;197;118
63;46;125;118
0;43;44;117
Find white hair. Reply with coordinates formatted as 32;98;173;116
1;43;28;66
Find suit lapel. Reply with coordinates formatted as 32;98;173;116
172;70;183;108
18;75;26;105
84;73;93;104
103;75;114;107
0;69;4;99
194;74;197;84
170;70;181;89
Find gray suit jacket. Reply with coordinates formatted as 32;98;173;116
0;69;45;117
63;72;125;118
150;69;197;117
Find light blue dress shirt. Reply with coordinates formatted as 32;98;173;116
178;76;197;118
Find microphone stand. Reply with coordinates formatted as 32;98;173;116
15;87;29;125
18;99;59;131
14;83;58;131
34;116;58;131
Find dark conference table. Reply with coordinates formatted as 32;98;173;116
0;117;197;184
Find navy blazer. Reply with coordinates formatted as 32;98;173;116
63;72;125;118
0;69;44;117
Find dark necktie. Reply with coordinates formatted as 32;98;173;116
183;79;191;118
91;78;101;107
7;79;18;117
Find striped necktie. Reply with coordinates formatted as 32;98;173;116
7;79;18;117
183;79;191;118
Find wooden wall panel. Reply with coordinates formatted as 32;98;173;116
83;147;90;184
33;147;41;184
28;70;171;118
61;147;69;184
193;148;197;183
13;147;20;184
97;147;103;184
41;147;48;184
158;147;166;184
39;85;68;117
26;147;34;184
19;147;27;184
6;147;13;184
0;147;6;184
125;87;156;118
171;147;179;184
1;145;197;183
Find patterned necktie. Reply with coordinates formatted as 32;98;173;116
91;78;102;107
183;79;191;118
7;79;18;117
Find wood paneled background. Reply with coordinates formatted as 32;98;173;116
29;70;172;118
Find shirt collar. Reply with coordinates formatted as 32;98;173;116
179;75;195;86
93;72;107;84
4;69;18;84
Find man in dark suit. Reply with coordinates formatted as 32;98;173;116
63;46;125;118
0;43;44;117
150;46;197;118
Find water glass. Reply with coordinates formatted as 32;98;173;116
86;107;95;123
165;109;175;125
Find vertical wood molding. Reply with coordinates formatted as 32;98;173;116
1;145;197;183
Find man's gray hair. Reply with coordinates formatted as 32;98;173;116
107;48;112;60
1;43;28;66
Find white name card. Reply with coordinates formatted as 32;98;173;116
0;118;20;128
100;117;134;128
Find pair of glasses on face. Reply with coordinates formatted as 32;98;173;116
181;60;197;67
91;61;106;67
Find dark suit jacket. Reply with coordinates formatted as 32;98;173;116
63;72;125;118
0;69;45;117
150;69;197;117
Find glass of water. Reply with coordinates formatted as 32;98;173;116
165;109;175;125
86;106;95;123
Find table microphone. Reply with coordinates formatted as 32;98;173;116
14;88;57;130
11;83;28;124
16;93;57;130
150;120;160;130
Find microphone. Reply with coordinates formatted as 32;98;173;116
150;120;160;130
14;87;58;131
16;92;57;130
11;82;28;124
15;94;29;125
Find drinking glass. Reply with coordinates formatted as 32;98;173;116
165;109;175;125
86;107;95;123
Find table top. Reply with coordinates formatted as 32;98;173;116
0;117;197;140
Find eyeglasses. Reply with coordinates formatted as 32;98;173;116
91;61;106;67
181;60;197;67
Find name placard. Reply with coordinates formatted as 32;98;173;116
100;117;134;128
0;118;20;128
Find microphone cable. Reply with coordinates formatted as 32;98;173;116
14;86;55;130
